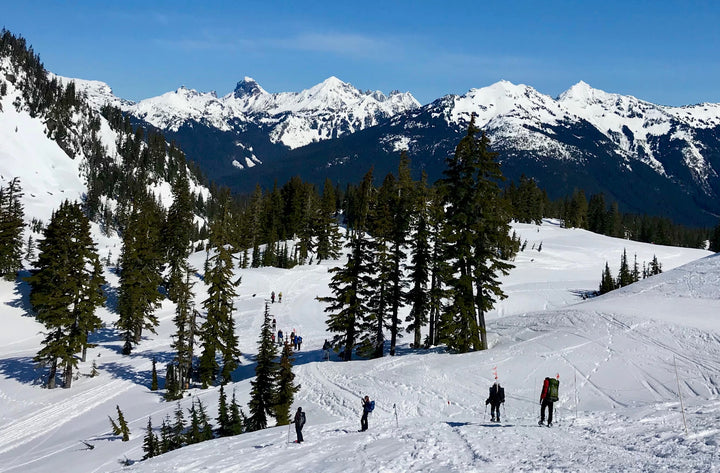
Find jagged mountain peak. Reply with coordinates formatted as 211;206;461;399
233;76;267;98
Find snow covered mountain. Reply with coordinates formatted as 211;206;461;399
74;77;720;225
78;75;420;150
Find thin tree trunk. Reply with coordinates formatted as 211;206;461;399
64;361;73;388
47;358;57;389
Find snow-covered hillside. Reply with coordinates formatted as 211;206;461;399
73;76;420;149
0;218;716;472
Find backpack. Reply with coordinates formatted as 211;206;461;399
367;400;375;412
547;378;559;402
299;412;306;428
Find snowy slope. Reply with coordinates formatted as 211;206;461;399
0;218;716;472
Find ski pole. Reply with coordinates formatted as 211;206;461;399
393;403;398;428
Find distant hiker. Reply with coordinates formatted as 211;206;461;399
539;376;559;426
485;382;505;422
271;291;276;303
360;395;375;431
293;407;306;443
297;335;303;350
272;334;276;344
322;339;331;360
272;318;277;331
278;330;284;345
278;292;283;303
290;331;296;348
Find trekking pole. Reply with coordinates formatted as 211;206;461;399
393;403;398;428
484;404;487;419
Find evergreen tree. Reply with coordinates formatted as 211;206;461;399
199;189;240;387
116;405;130;441
425;187;449;348
437;117;514;352
196;397;214;441
151;357;158;391
159;416;172;453
617;248;633;287
170;267;197;397
321;170;376;361
273;341;300;426
710;220;720;252
171;402;186;450
142;417;158;460
316;178;342;262
406;172;431;348
216;384;230;436
116;197;164;354
648;254;663;276
29;200;106;388
247;303;279;431
599;262;616;294
187;400;202;444
164;172;195;303
0;177;25;280
228;389;244;435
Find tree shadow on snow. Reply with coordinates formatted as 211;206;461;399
100;349;176;391
0;356;47;385
4;270;35;316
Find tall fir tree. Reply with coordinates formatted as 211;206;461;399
164;171;195;303
247;303;279;431
199;189;240;387
142;417;158;460
116;197;165;354
315;178;342;262
29;200;106;388
406;172;432;349
169;266;197;398
228;389;245;435
437;117;514;352
599;262;616;294
273;341;300;426
321;170;376;361
0;177;25;280
617;248;633;287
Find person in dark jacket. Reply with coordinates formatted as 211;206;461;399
293;407;305;443
360;395;373;431
485;382;505;422
539;377;554;426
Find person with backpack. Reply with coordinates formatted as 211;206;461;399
278;330;283;346
293;406;306;443
360;395;374;431
539;376;559;426
485;382;505;422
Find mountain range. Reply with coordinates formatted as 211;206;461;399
73;76;720;226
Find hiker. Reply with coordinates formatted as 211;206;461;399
278;292;283;303
293;407;306;443
485;381;505;422
272;318;277;331
290;331;296;348
271;291;276;303
322;339;331;360
278;330;283;346
297;335;303;350
272;334;276;344
360;395;374;431
539;376;559;426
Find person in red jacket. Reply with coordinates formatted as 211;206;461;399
539;377;555;426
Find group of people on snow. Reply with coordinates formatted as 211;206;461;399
290;377;557;444
271;291;282;304
276;329;303;350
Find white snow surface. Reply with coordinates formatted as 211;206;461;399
0;216;717;472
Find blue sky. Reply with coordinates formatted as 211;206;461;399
3;1;719;105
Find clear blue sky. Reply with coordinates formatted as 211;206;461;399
3;0;719;105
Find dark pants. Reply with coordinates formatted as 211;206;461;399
361;411;368;431
295;423;304;443
490;403;501;421
540;399;554;424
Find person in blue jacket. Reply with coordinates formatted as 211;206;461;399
360;395;374;431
